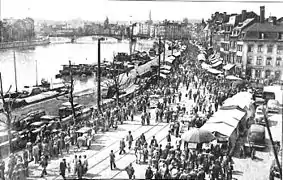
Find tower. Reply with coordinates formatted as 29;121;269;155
148;10;153;25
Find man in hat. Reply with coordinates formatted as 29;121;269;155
145;166;153;179
60;158;67;180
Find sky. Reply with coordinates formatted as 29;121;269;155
1;0;283;22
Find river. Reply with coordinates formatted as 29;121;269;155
0;36;154;93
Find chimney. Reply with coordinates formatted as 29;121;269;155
272;16;277;25
223;12;227;22
260;6;265;23
242;10;247;22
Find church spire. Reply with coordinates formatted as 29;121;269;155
148;10;153;25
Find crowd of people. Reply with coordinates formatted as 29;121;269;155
1;40;253;180
106;42;239;180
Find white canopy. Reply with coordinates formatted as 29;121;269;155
226;75;242;81
223;63;235;70
159;73;167;79
197;54;206;61
160;69;171;74
173;51;181;57
160;65;172;70
201;62;212;70
207;68;223;74
201;122;235;137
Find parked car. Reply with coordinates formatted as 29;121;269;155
247;124;265;149
267;99;280;114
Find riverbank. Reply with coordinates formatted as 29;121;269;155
0;38;50;49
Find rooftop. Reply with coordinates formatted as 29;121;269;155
243;22;283;33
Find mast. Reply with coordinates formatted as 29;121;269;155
13;51;18;92
97;38;102;112
35;59;38;86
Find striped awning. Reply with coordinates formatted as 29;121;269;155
211;61;223;67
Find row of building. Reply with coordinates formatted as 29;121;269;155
203;6;283;82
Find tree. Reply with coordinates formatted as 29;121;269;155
0;73;17;154
183;18;189;25
103;60;131;105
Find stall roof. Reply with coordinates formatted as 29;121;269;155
160;69;171;74
197;54;206;61
207;68;223;74
23;91;59;104
211;61;223;67
201;122;235;137
223;63;235;70
76;127;92;134
201;62;212;70
160;65;172;70
165;58;175;64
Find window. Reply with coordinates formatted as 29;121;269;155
266;57;272;65
267;45;273;53
277;45;283;54
259;32;265;39
255;69;261;78
256;56;262;65
258;45;263;53
237;45;242;52
236;56;242;63
265;70;271;78
276;57;282;66
275;70;281;80
279;33;283;40
248;45;253;52
247;56;253;65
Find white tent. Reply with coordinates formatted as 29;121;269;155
207;68;223;74
197;54;206;61
201;62;212;70
173;51;181;57
226;75;242;81
160;69;171;74
160;65;172;70
223;64;235;70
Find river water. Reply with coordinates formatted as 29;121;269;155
0;36;154;93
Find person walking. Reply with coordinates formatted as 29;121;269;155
119;138;126;155
110;150;116;170
59;158;67;180
40;156;48;178
77;160;83;180
83;155;88;175
125;163;135;179
126;131;134;150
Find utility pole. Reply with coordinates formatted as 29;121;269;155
263;107;282;178
97;38;102;113
158;36;161;84
69;60;76;125
13;51;18;92
35;60;38;86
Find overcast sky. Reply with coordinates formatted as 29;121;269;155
1;0;282;22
